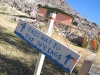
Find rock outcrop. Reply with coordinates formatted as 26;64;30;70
1;0;100;41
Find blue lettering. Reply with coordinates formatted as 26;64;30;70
28;27;32;32
53;42;57;48
50;50;54;55
28;27;40;38
44;38;48;43
33;31;37;36
35;41;62;60
36;41;44;48
41;35;52;44
47;48;51;53
25;33;34;42
57;55;62;60
41;35;46;41
47;47;62;60
36;33;40;38
54;52;58;57
53;42;61;50
42;45;47;51
36;41;47;51
31;38;34;43
25;33;29;38
48;40;52;44
28;36;31;42
31;30;34;34
56;46;61;50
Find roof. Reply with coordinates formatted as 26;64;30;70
38;4;74;22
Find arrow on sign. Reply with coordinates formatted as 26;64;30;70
20;23;26;32
64;54;71;65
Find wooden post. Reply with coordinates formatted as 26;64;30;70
78;60;92;75
78;53;96;75
33;13;56;75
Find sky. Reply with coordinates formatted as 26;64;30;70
65;0;100;26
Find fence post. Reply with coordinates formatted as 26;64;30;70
78;53;96;75
78;60;92;75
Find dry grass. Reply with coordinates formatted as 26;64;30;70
0;6;100;75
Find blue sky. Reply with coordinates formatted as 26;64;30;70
65;0;100;26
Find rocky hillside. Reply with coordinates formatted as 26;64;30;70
1;0;100;38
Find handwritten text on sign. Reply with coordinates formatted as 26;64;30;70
14;20;80;73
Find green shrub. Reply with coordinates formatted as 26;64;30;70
84;41;88;49
96;40;99;52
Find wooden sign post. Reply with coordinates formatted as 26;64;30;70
33;13;57;75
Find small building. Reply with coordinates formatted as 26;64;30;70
37;4;74;26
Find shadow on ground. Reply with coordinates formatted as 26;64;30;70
0;25;38;55
0;54;34;75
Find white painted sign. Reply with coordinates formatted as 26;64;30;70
14;20;81;73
